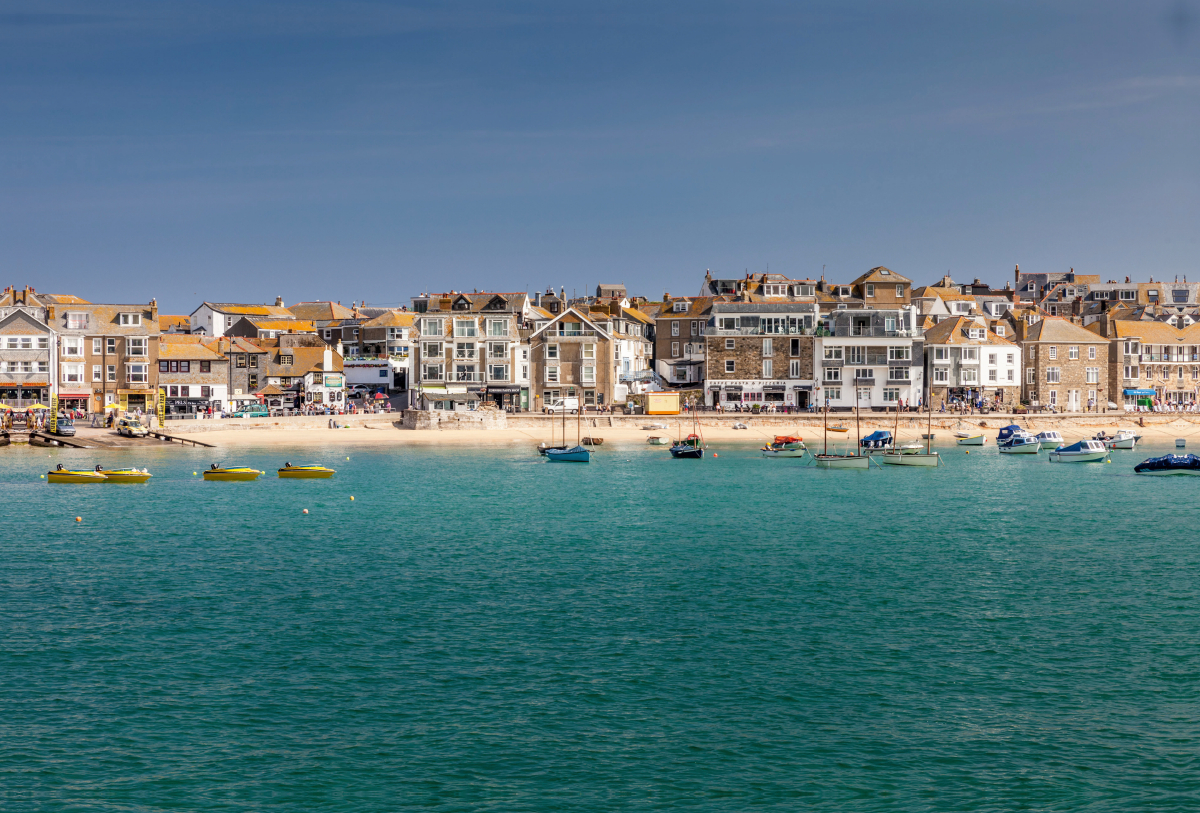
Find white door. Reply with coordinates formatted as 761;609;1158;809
1068;389;1079;411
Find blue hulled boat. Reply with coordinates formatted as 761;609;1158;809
546;445;592;463
1134;454;1200;475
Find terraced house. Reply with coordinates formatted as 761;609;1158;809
48;300;160;414
158;335;229;416
813;307;924;411
1019;317;1108;412
1102;321;1200;409
529;307;616;410
921;315;1021;409
654;296;718;387
412;292;531;411
703;302;820;409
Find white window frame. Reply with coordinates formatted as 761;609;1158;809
725;360;735;374
119;313;142;326
126;363;149;383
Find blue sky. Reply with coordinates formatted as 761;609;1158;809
2;0;1198;313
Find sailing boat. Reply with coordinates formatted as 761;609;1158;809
881;399;940;467
670;398;705;458
812;398;868;469
546;383;591;462
538;392;568;456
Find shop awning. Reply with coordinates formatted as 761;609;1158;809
792;384;813;391
485;385;521;394
763;385;786;392
1123;388;1156;396
723;385;743;392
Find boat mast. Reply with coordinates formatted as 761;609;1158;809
855;397;861;456
926;396;932;454
893;396;900;453
823;398;828;456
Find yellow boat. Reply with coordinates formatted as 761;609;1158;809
202;465;264;481
278;464;336;479
100;468;153;484
47;467;106;483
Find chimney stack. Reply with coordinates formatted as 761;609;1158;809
275;296;284;307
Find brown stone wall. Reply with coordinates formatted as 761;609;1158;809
1023;341;1109;409
704;335;813;380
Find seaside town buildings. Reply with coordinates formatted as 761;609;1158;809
7;264;1200;420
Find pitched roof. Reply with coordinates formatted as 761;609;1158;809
913;286;975;301
421;292;529;313
159;335;226;360
254;319;315;331
656;297;716;318
256;384;285;395
362;310;415;328
621;307;655;324
1110;320;1195;344
287;301;356;321
852;266;912;285
159;315;189;331
200;302;295;318
921;315;1015;346
38;294;92;304
1024;316;1108;343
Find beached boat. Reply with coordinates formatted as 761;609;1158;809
828;425;849;433
47;466;106;483
642;423;667;431
1094;430;1136;450
100;467;154;483
647;436;671;445
1035;430;1064;447
581;437;603;446
1134;453;1200;475
955;433;985;446
1047;439;1109;463
278;464;336;479
998;434;1041;454
203;465;264;481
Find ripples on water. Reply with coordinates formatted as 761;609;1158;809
2;441;1198;811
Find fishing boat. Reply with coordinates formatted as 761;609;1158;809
1134;453;1200;475
1094;430;1136;450
812;400;869;468
546;381;591;463
1047;439;1109;463
897;442;925;454
859;430;893;453
99;467;154;483
1035;430;1064;447
881;400;940;466
670;433;705;459
278;463;336;478
203;465;265;481
581;437;604;446
538;397;569;456
996;425;1025;443
647;435;671;446
955;432;985;446
47;465;106;483
761;436;806;457
669;399;705;459
998;434;1041;454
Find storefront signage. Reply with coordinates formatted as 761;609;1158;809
485;385;521;394
323;374;343;388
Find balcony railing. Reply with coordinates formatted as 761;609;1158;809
831;326;921;338
549;329;597;337
705;327;817;336
453;372;482;382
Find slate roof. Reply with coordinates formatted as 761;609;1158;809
852;266;912;285
421;292;529;313
1023;316;1109;343
198;302;294;318
159;335;226;359
362;311;415;328
288;301;356;321
921;316;1015;346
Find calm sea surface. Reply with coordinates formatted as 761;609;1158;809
3;438;1198;811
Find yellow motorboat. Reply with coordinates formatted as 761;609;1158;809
47;466;106;483
202;465;264;481
278;463;336;479
99;467;153;484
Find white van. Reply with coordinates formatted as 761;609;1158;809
545;397;580;414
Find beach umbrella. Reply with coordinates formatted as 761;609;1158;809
28;403;50;409
0;403;11;411
374;392;386;399
104;403;121;410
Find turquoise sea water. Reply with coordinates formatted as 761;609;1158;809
3;439;1198;811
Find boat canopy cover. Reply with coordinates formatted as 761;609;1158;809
1135;454;1200;473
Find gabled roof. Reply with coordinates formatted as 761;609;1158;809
213;336;266;354
1024;316;1109;343
256;384;285;395
160;335;226;359
621;307;655;324
912;286;975;301
921;315;1015;346
194;302;295;318
852;266;912;285
288;301;356;321
1110;320;1196;344
529;307;613;341
421;292;529;313
655;297;717;318
0;308;51;335
252;319;316;332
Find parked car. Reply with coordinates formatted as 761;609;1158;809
51;417;76;436
232;405;270;418
545;398;580;414
117;417;149;437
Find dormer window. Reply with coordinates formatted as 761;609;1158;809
996;325;1006;336
119;313;142;326
968;328;984;340
796;285;814;297
66;312;88;330
673;301;688;313
280;354;293;365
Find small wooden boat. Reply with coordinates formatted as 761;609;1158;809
1094;430;1136;450
647;436;671;445
642;423;667;430
898;442;925;455
278;464;336;479
101;467;153;483
1177;438;1187;448
921;433;936;440
203;465;264;481
581;437;603;446
955;433;985;446
771;435;805;450
47;467;106;483
1047;440;1109;463
545;444;591;463
1135;453;1200;475
998;434;1041;454
670;433;705;459
812;453;868;468
828;425;849;433
881;403;939;466
761;436;806;457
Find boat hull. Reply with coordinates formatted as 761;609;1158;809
278;467;335;478
955;435;985;446
203;469;264;481
102;470;153;483
1103;438;1136;450
47;471;106;483
546;445;591;463
1048;451;1108;463
647;436;671;445
669;447;704;459
812;454;868;469
880;453;939;467
761;448;806;458
999;443;1041;454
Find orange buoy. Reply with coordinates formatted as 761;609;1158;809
75;517;82;522
303;509;309;514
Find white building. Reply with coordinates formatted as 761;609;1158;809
189;300;294;338
813;307;924;410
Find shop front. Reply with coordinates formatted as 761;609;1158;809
0;385;49;408
1123;388;1156;410
706;380;813;409
57;389;91;412
483;384;522;409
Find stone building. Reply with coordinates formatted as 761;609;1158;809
703;302;819;409
1019;316;1109;412
528;307;616;410
158;335;229;415
921;315;1021;408
1102;320;1200;409
47;300;161;414
653;296;717;387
